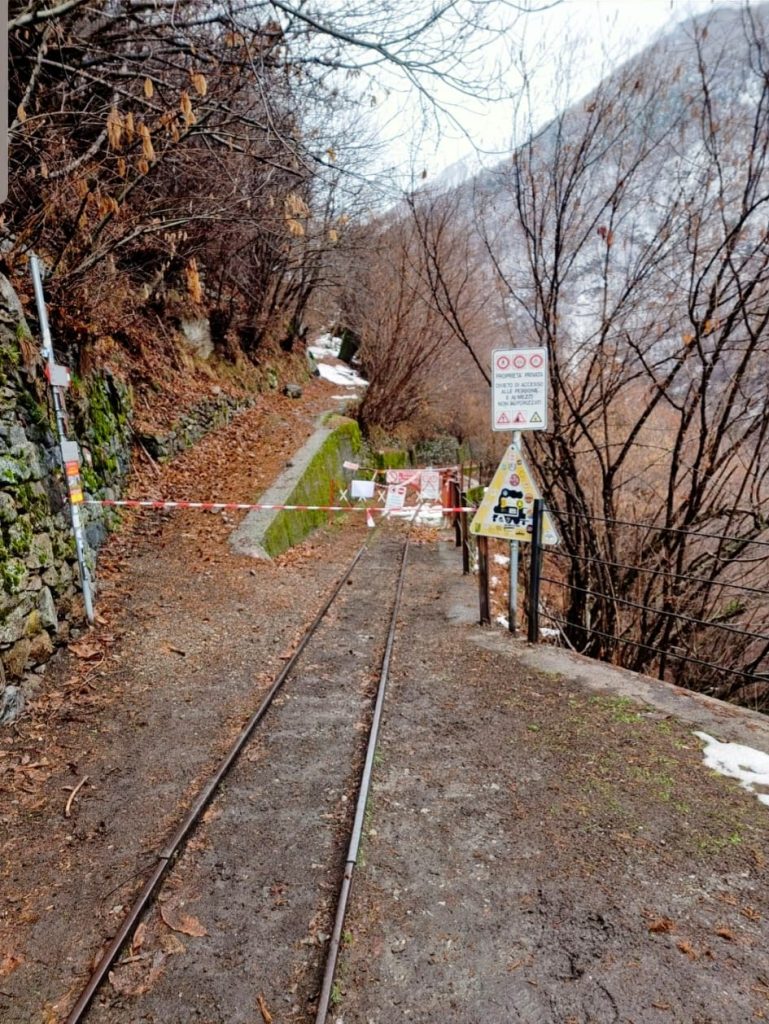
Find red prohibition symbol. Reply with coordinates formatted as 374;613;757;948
513;354;527;369
496;354;510;370
529;353;544;368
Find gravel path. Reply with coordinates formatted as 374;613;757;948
2;385;769;1023
336;541;769;1024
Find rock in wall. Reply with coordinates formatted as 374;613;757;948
0;274;133;721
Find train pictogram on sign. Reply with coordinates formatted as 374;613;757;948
470;446;559;544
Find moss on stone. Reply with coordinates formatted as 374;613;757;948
2;339;20;368
8;516;32;557
18;388;48;427
80;464;100;493
261;418;362;558
14;482;50;526
2;558;27;594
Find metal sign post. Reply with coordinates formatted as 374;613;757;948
30;255;94;624
489;347;549;632
508;429;521;634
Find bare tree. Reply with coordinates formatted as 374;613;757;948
467;5;769;703
6;0;542;369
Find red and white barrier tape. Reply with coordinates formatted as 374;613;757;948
84;499;474;513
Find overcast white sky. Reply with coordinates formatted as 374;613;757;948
374;0;745;186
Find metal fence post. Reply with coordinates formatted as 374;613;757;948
460;493;470;575
452;479;462;547
508;540;518;635
478;535;491;626
30;254;94;624
527;498;543;643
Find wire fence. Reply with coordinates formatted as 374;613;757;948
531;502;769;710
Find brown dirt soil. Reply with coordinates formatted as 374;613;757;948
0;374;366;1021
2;385;769;1024
336;542;769;1024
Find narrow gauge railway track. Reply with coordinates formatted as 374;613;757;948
65;527;413;1024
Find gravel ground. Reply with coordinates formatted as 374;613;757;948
335;541;769;1024
2;385;769;1024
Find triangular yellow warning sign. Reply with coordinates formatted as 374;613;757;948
469;446;559;544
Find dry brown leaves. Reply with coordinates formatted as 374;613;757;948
0;951;24;977
108;950;166;997
159;895;207;938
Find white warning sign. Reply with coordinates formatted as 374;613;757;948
492;348;548;432
470;446;559;544
420;469;440;501
385;484;407;509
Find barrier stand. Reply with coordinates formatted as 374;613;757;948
30;254;94;624
527;497;544;643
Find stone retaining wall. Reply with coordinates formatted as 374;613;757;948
0;277;98;720
0;275;253;723
137;391;252;463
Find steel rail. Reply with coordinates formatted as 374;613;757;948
65;539;372;1024
314;536;411;1024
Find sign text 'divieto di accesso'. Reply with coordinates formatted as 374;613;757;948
491;348;548;432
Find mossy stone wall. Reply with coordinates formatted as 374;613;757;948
374;448;410;471
0;274;136;719
260;418;363;558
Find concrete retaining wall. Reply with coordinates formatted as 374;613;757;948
230;415;362;559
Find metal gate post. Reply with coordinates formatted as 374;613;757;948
460;494;470;575
527;498;543;643
452;479;462;547
508;540;519;634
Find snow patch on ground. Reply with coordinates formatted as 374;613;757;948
316;362;367;388
494;554;510;566
309;333;342;357
309;333;367;388
695;731;769;807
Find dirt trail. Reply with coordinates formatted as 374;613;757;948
336;542;769;1024
2;379;769;1024
0;378;367;1022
